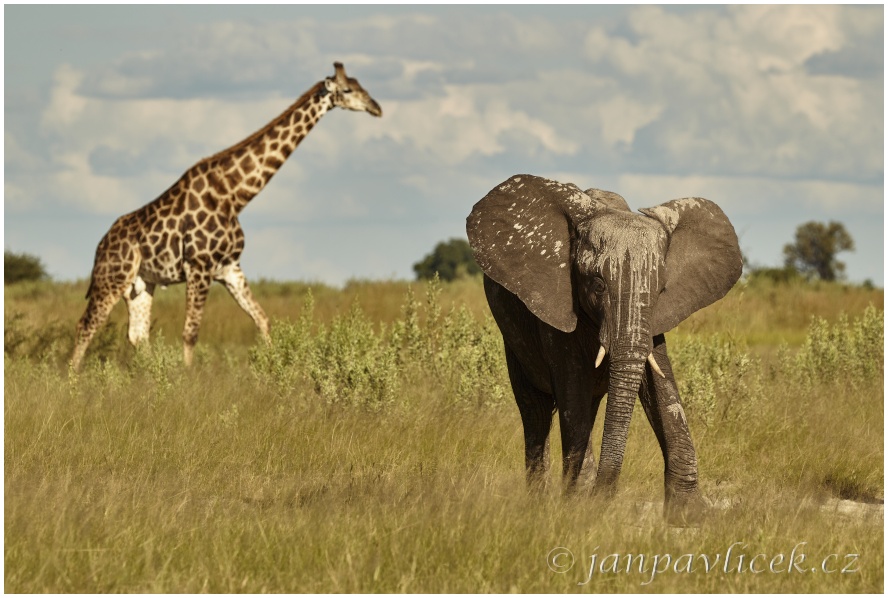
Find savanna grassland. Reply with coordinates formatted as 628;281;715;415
4;275;884;592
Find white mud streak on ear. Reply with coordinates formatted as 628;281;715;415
641;197;705;233
492;175;593;269
542;178;596;218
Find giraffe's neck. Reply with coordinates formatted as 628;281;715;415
199;81;334;213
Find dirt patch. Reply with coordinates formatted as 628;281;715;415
819;497;884;521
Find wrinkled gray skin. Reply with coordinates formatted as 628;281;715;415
466;175;742;525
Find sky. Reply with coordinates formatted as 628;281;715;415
4;4;884;287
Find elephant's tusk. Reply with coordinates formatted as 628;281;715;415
595;346;606;368
647;353;666;378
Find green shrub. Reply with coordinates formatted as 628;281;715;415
310;303;401;409
249;276;509;410
249;290;317;395
4;251;49;284
670;334;762;428
4;311;71;364
130;332;182;397
746;266;804;285
788;304;883;388
669;305;883;433
433;305;509;407
250;292;402;409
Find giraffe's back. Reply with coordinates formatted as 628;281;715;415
130;168;246;286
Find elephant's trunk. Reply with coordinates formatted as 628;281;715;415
592;247;661;495
596;349;647;494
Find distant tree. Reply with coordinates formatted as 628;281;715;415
783;221;855;282
4;251;49;284
413;238;481;282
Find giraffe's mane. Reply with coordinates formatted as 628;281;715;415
199;80;326;166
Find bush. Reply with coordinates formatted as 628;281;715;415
5;251;48;284
310;303;401;410
248;290;317;396
669;304;884;432
670;334;762;428
4;311;71;363
746;266;804;285
250;276;510;409
413;238;481;282
787;304;883;388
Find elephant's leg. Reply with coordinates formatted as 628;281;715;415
504;347;554;490
556;387;599;495
576;394;604;492
639;334;707;525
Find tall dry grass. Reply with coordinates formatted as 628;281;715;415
4;276;884;592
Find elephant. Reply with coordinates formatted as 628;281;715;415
466;174;742;524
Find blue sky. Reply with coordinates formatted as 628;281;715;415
5;5;884;286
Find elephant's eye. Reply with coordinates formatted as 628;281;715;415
591;278;606;295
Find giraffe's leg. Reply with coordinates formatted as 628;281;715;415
71;267;135;371
182;263;213;367
71;294;120;371
123;276;156;346
217;263;270;343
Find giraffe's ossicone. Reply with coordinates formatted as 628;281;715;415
71;62;382;371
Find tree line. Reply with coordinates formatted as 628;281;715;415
413;221;865;286
3;220;866;286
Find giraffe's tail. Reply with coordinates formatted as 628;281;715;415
84;254;101;300
84;273;96;300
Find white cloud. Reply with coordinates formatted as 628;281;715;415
50;150;149;214
727;5;845;68
581;5;882;181
4;180;35;213
239;227;350;285
42;64;88;128
596;96;662;148
364;85;579;166
84;19;322;99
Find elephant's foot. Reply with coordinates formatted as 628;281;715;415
582;475;618;501
573;452;598;495
525;445;551;493
526;469;550;494
664;488;708;527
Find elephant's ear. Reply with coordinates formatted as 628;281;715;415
467;175;602;333
640;198;742;335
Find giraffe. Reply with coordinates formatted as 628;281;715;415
71;62;382;371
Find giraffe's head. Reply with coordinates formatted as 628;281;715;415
323;62;383;117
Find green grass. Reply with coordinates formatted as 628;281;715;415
4;276;884;592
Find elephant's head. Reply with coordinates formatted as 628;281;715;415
467;175;742;487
